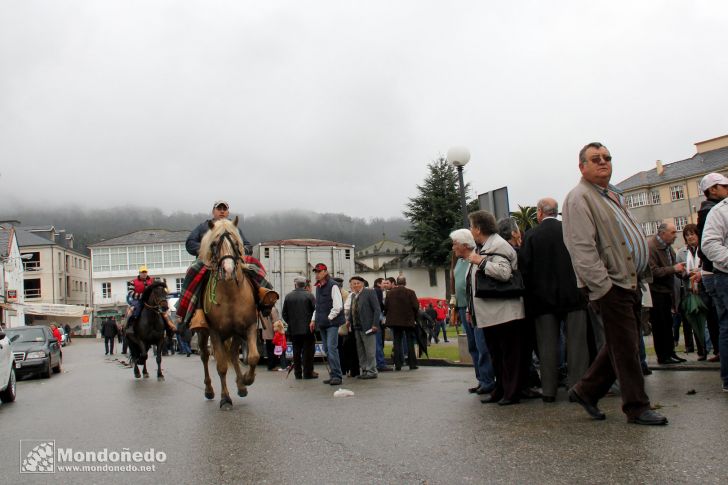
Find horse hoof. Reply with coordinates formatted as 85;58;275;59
237;388;248;398
143;373;149;379
134;370;141;378
157;375;164;381
220;397;233;409
204;391;215;400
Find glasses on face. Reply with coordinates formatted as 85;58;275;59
588;155;612;164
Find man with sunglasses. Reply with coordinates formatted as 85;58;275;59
562;142;667;426
176;200;278;333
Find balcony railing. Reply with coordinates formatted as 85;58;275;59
23;261;41;271
24;289;42;298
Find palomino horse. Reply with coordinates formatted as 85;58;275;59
126;281;169;380
198;217;260;409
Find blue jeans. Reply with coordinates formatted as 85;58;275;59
375;328;386;368
319;326;342;379
177;336;191;354
705;274;728;386
459;307;494;390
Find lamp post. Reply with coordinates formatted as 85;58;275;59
447;146;471;228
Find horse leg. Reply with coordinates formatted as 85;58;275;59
156;340;165;380
133;358;141;379
209;332;232;409
229;336;247;397
242;323;259;386
142;344;150;378
199;332;214;400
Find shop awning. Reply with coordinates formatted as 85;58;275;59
23;303;87;317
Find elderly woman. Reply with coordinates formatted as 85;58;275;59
467;210;527;405
676;224;707;360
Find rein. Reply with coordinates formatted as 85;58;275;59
210;231;244;282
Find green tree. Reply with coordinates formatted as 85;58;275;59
511;205;538;232
403;157;471;268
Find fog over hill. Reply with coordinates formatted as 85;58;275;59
0;206;409;252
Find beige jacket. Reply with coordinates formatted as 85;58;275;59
562;177;651;301
469;233;526;327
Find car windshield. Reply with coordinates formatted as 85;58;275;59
6;328;46;343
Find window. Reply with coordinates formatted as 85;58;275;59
626;192;648;208
102;282;111;299
674;216;688;232
641;221;660;236
428;268;437;287
345;249;351;260
146;245;163;269
651;190;661;205
93;248;111;272
264;248;270;258
24;278;42;298
83;260;87;270
84;282;88;293
176;278;184;293
670;184;685;201
163;244;181;268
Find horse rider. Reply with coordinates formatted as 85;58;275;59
176;200;279;332
125;266;176;335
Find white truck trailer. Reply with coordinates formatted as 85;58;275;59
253;239;355;310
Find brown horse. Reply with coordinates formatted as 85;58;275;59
197;217;260;409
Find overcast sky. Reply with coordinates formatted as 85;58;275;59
1;1;727;219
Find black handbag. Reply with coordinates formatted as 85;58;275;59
474;252;525;299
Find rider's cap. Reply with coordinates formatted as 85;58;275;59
139;266;148;273
313;263;328;272
213;200;230;210
699;173;728;193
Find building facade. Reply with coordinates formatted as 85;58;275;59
89;230;195;317
355;239;448;300
0;225;26;327
15;225;92;307
616;135;728;241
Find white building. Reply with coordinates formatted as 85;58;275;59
0;225;26;327
89;229;195;319
355;239;448;300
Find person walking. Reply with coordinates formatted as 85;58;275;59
282;276;318;379
562;141;667;425
101;317;118;355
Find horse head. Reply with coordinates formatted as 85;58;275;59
141;281;169;313
199;217;245;280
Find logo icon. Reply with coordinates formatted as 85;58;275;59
20;440;55;473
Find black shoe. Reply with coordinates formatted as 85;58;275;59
409;365;419;370
628;410;668;425
295;374;303;380
498;398;520;406
657;357;681;365
642;367;653;376
671;354;687;363
476;386;495;395
303;372;319;379
328;378;342;386
468;386;479;394
378;367;393;372
394;367;402;371
542;396;556;403
520;388;542;399
568;388;606;420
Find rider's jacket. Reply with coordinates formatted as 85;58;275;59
130;276;153;297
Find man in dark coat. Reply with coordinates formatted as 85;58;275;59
101;318;118;355
648;222;686;365
519;197;588;402
282;276;318;379
384;276;420;370
349;276;381;378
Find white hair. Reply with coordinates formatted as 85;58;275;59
449;228;476;248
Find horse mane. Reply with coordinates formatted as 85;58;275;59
141;280;168;304
199;219;245;266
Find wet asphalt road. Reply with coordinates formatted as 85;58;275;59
1;339;727;485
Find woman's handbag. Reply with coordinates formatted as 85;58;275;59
474;252;525;299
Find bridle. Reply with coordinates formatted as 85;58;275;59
210;230;244;282
143;287;168;314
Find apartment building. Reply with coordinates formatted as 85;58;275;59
616;135;728;238
0;225;26;327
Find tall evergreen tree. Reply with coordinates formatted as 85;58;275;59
403;157;470;268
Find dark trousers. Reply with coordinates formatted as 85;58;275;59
535;310;589;398
392;327;417;369
705;291;720;356
104;337;115;354
339;334;360;377
483;319;526;402
673;311;696;351
265;340;279;369
575;286;650;420
291;333;316;377
650;291;676;362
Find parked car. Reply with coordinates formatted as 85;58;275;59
5;326;62;379
0;329;17;403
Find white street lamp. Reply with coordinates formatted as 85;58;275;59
447;146;471;227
